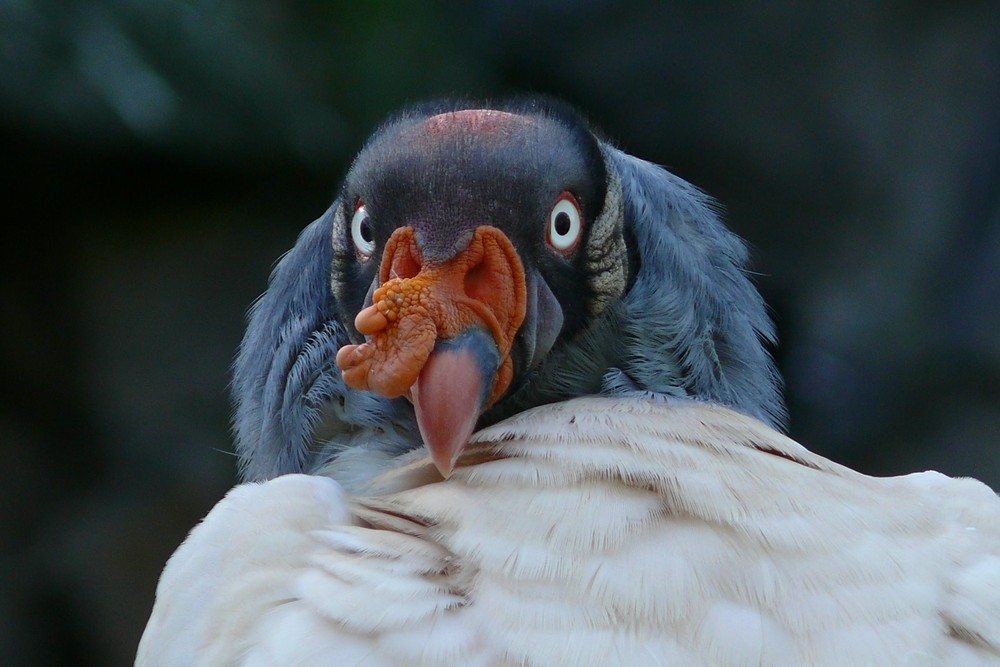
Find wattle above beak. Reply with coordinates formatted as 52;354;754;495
336;225;527;477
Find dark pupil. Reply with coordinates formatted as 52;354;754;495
360;220;374;243
554;212;572;236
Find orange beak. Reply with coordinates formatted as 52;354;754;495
336;226;527;477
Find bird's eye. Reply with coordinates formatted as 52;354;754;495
351;204;375;258
546;193;583;254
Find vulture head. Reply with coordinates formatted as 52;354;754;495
233;98;785;488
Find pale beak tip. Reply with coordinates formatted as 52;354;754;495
436;463;455;479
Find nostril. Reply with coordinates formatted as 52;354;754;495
390;243;422;280
464;259;492;303
379;227;424;283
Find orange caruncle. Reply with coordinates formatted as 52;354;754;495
337;226;526;407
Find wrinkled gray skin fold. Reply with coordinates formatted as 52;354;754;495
232;105;785;489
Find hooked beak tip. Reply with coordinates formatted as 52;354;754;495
411;330;497;480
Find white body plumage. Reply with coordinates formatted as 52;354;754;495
138;397;1000;666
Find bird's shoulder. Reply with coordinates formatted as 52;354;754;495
370;396;1000;665
136;475;355;665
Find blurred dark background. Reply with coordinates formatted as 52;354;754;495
2;1;998;665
